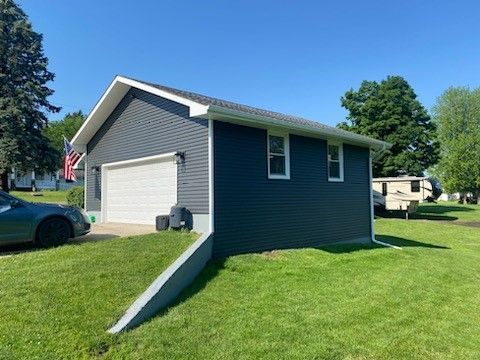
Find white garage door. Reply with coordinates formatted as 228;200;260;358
103;155;176;225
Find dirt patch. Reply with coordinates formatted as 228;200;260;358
453;221;480;228
260;250;282;259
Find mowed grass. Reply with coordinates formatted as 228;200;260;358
1;202;479;359
0;231;197;360
11;190;68;204
105;203;480;360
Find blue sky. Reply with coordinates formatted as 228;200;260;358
19;0;480;126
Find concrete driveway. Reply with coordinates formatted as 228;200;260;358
72;222;156;243
0;223;156;258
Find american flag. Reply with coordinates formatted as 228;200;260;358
63;137;81;181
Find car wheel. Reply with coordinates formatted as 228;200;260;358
37;218;71;247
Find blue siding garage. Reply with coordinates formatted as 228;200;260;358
86;88;209;216
213;121;371;258
73;76;387;256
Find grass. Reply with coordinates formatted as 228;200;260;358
11;190;68;204
0;231;197;360
1;202;479;359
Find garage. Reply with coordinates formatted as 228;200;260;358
101;154;177;225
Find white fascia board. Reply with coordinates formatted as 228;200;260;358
116;76;209;117
207;105;390;150
71;76;209;152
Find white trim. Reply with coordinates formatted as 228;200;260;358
101;152;176;169
369;150;375;242
71;76;390;153
267;130;290;180
208;118;214;233
71;76;209;151
117;76;209;116
84;155;88;211
100;152;177;223
327;141;344;182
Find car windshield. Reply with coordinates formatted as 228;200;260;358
0;191;26;205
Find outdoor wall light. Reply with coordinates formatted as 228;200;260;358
91;166;100;175
174;151;185;165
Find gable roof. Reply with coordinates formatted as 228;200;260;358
72;75;390;152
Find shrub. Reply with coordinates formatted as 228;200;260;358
66;186;84;208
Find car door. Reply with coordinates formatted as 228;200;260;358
0;195;33;244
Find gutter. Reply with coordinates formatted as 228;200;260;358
206;105;391;151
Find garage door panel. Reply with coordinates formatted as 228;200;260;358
104;157;176;225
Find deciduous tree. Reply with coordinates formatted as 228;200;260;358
43;111;85;165
431;87;480;203
338;76;439;177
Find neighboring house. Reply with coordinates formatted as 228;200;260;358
372;176;438;213
9;163;85;191
72;76;389;258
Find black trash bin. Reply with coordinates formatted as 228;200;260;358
169;206;185;229
156;215;169;231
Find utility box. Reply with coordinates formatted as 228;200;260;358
156;215;169;231
169;206;185;229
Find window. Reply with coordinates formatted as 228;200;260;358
0;195;12;214
268;131;290;179
382;183;388;196
327;142;344;182
411;180;420;193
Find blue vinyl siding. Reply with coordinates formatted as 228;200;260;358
86;88;209;214
213;121;371;258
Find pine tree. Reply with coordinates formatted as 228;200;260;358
0;0;60;191
338;76;439;177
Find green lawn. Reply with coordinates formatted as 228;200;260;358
11;190;68;204
1;202;479;359
0;232;197;360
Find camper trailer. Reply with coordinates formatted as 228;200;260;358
372;176;440;216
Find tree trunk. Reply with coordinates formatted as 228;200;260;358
0;171;10;193
463;193;468;205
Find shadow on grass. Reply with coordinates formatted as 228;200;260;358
155;258;226;318
320;235;449;253
0;242;39;257
376;210;458;221
376;203;475;222
417;205;474;214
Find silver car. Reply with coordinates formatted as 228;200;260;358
0;190;91;247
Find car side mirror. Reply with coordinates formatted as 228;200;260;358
10;200;22;208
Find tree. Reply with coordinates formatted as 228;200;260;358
431;87;480;203
43;111;86;164
338;76;439;177
0;0;60;191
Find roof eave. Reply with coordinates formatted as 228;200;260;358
206;105;391;150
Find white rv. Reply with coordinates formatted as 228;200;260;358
372;176;439;216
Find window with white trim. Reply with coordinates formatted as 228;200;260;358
268;131;290;179
327;142;344;182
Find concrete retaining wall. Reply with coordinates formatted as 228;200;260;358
108;232;213;333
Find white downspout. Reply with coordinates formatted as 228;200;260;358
369;147;401;250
